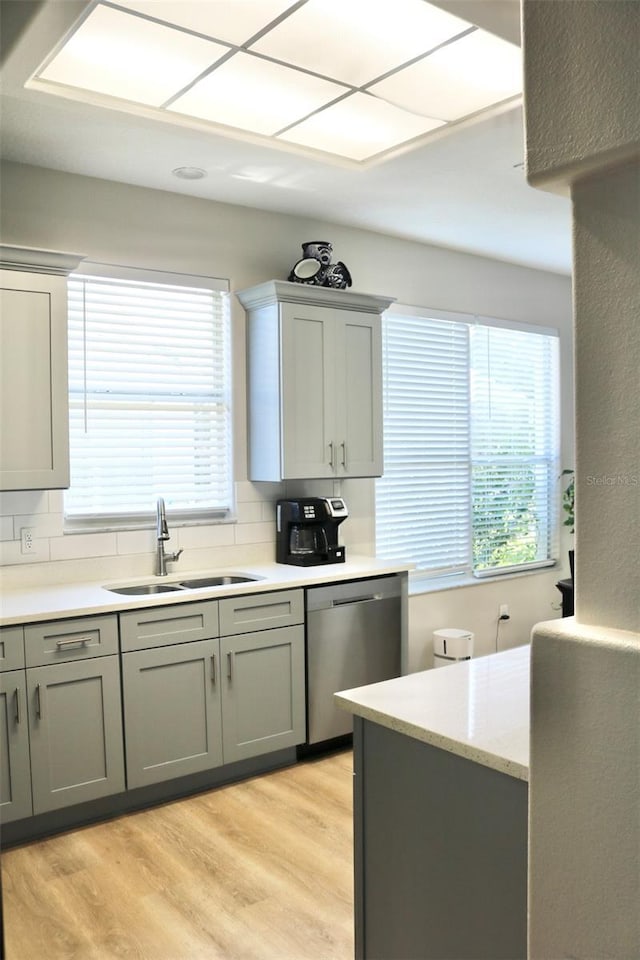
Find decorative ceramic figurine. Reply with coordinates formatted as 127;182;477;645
287;241;352;289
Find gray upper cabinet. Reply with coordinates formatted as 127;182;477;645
0;246;84;491
237;280;395;481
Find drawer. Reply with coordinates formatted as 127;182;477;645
0;625;25;672
120;600;219;652
219;590;304;637
24;615;118;666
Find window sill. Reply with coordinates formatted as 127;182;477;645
408;563;560;597
64;513;236;535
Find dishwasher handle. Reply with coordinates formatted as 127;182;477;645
306;576;401;613
331;594;382;606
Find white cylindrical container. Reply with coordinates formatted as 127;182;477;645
433;628;474;668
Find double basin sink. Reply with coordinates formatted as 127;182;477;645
107;574;261;596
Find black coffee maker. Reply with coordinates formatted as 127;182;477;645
276;498;348;566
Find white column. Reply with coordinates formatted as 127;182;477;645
523;1;640;957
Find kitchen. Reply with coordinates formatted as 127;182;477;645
1;1;638;959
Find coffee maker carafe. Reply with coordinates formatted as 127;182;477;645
276;498;348;566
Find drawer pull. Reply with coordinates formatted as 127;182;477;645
14;687;20;724
55;636;92;649
211;653;217;685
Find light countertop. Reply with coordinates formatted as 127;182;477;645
0;556;411;625
336;644;530;781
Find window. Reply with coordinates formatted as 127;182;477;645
376;306;559;579
65;264;232;528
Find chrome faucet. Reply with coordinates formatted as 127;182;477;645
156;497;183;576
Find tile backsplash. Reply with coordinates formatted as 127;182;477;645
0;478;375;589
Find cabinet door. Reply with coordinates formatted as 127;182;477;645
0;270;70;490
280;303;337;479
335;311;383;477
221;626;305;764
27;655;125;814
0;671;32;824
122;638;223;788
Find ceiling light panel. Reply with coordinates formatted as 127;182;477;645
278;92;444;162
168;53;347;136
114;0;300;46
37;4;229;107
369;30;522;121
250;0;470;87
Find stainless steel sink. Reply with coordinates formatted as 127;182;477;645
108;583;183;596
105;574;260;595
179;575;257;589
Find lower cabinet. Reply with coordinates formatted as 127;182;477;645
1;590;308;831
221;626;305;764
0;670;32;824
122;637;223;789
27;655;125;814
122;626;306;788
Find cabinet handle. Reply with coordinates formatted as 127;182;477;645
340;441;347;470
210;653;217;685
227;652;233;683
328;441;335;469
35;683;42;719
56;636;92;649
14;688;20;724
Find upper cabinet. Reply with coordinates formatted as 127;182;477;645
0;246;84;491
237;280;395;481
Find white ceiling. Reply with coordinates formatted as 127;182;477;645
0;0;572;275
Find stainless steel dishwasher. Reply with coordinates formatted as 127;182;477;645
305;576;402;744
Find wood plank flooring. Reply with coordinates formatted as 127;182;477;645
1;749;354;960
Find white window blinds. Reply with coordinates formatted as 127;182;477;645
376;313;471;576
376;309;559;578
65;269;232;526
470;324;559;575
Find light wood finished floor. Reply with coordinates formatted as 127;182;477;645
2;750;354;960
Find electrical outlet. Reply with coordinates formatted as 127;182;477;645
20;527;35;554
499;603;510;619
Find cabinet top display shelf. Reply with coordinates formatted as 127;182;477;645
236;279;395;315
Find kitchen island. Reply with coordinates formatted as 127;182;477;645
336;645;529;960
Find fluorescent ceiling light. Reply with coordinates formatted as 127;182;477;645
29;0;522;166
169;53;347;136
278;93;444;162
37;4;229;107
250;0;470;87
370;30;522;121
115;0;299;46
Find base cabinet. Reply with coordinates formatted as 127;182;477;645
1;589;307;834
221;626;305;763
353;718;527;960
0;670;32;824
27;655;125;814
121;591;306;789
122;637;223;789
